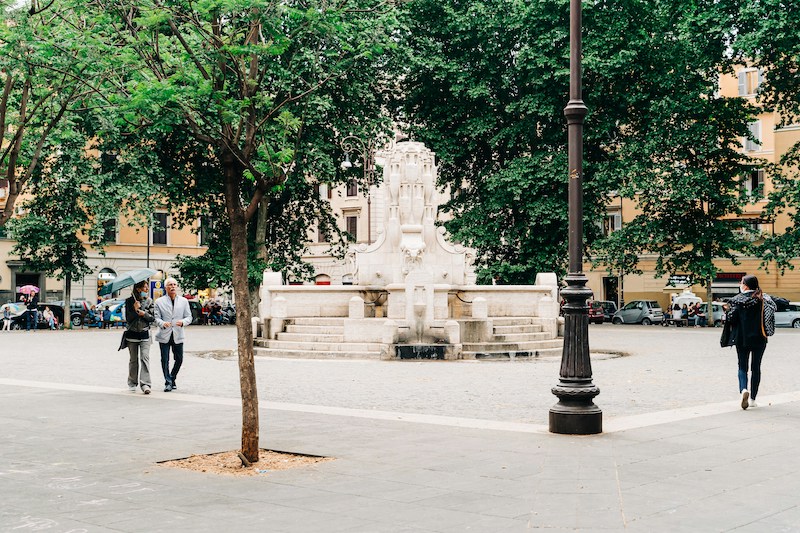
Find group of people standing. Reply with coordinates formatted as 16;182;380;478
123;277;193;395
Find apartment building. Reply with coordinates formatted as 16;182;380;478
0;186;208;303
587;66;800;309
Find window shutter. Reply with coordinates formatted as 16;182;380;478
738;71;747;95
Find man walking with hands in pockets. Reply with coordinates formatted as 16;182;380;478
154;278;193;392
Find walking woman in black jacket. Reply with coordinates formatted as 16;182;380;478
727;275;776;410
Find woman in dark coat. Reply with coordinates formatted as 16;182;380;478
726;274;776;409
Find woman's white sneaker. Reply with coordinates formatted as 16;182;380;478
748;398;757;408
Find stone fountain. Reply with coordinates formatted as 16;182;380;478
254;141;561;360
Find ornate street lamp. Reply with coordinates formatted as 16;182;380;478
340;136;378;244
549;0;602;434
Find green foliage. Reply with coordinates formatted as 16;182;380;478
8;123;94;282
733;0;800;270
398;0;761;286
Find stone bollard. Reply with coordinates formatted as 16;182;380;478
444;320;462;360
472;296;488;319
349;296;365;319
251;317;260;337
538;294;557;319
380;320;397;360
269;296;288;340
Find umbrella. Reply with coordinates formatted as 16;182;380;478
1;302;26;317
18;285;39;295
98;268;157;296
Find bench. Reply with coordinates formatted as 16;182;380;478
662;318;689;327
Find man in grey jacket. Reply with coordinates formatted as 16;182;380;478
154;277;193;392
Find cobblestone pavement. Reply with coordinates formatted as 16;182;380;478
3;324;800;425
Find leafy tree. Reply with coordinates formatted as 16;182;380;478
0;1;101;226
397;0;760;296
733;0;800;269
590;0;764;306
81;0;400;462
8;124;94;323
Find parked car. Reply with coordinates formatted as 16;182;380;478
698;301;726;326
595;300;618;322
7;303;65;330
588;301;605;324
188;300;203;325
52;299;96;327
774;297;800;328
611;300;664;325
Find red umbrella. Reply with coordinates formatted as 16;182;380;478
19;285;40;295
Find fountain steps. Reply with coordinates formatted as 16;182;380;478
492;332;551;342
255;339;383;352
462;340;562;352
285;325;346;335
254;316;560;360
276;332;345;343
492;324;543;334
254;348;381;359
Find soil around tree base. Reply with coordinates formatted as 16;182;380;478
159;449;332;477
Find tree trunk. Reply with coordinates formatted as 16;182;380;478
63;271;72;330
222;152;260;463
705;277;713;328
248;198;270;320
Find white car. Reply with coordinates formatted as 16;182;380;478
777;299;800;328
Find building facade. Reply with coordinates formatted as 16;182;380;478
0;189;208;303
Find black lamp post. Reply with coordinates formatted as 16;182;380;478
549;0;602;434
340;136;377;244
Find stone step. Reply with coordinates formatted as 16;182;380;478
492;324;543;334
255;339;383;352
491;317;535;326
254;347;381;359
285;325;345;335
462;340;563;352
276;332;344;343
492;332;551;342
291;318;346;326
463;347;563;360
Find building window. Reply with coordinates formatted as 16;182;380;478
743;169;765;198
317;222;326;243
327;184;333;199
602;213;622;236
346;215;358;240
102;218;117;243
152;212;168;245
346;180;358;197
744;121;761;152
737;69;763;96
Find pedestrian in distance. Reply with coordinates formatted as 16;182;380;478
43;306;56;330
154;277;193;392
102;306;111;329
24;293;38;331
725;274;776;410
2;304;11;331
672;303;682;324
124;281;155;394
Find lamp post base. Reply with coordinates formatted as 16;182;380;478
549;402;602;435
549;382;602;434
